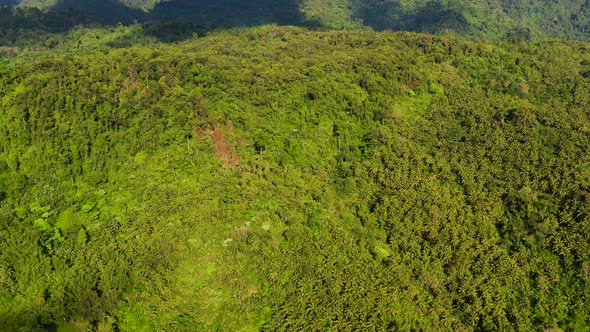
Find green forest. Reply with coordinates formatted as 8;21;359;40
1;1;590;331
4;0;590;40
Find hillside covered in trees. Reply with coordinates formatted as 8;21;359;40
3;0;590;41
0;25;589;330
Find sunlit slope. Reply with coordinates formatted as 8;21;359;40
0;27;589;330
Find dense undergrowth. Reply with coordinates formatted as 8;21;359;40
0;26;589;330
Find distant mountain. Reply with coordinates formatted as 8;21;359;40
2;0;590;40
0;0;159;11
303;0;590;39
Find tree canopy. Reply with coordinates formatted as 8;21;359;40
0;26;589;330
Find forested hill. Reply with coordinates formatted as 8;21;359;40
1;26;589;330
2;0;590;40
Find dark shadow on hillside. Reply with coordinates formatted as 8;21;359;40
0;0;144;46
53;0;146;24
143;0;307;42
149;0;304;29
0;6;84;45
354;0;470;34
0;0;308;43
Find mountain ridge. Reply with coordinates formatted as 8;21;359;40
2;0;590;40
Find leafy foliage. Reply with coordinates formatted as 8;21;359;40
1;25;589;330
